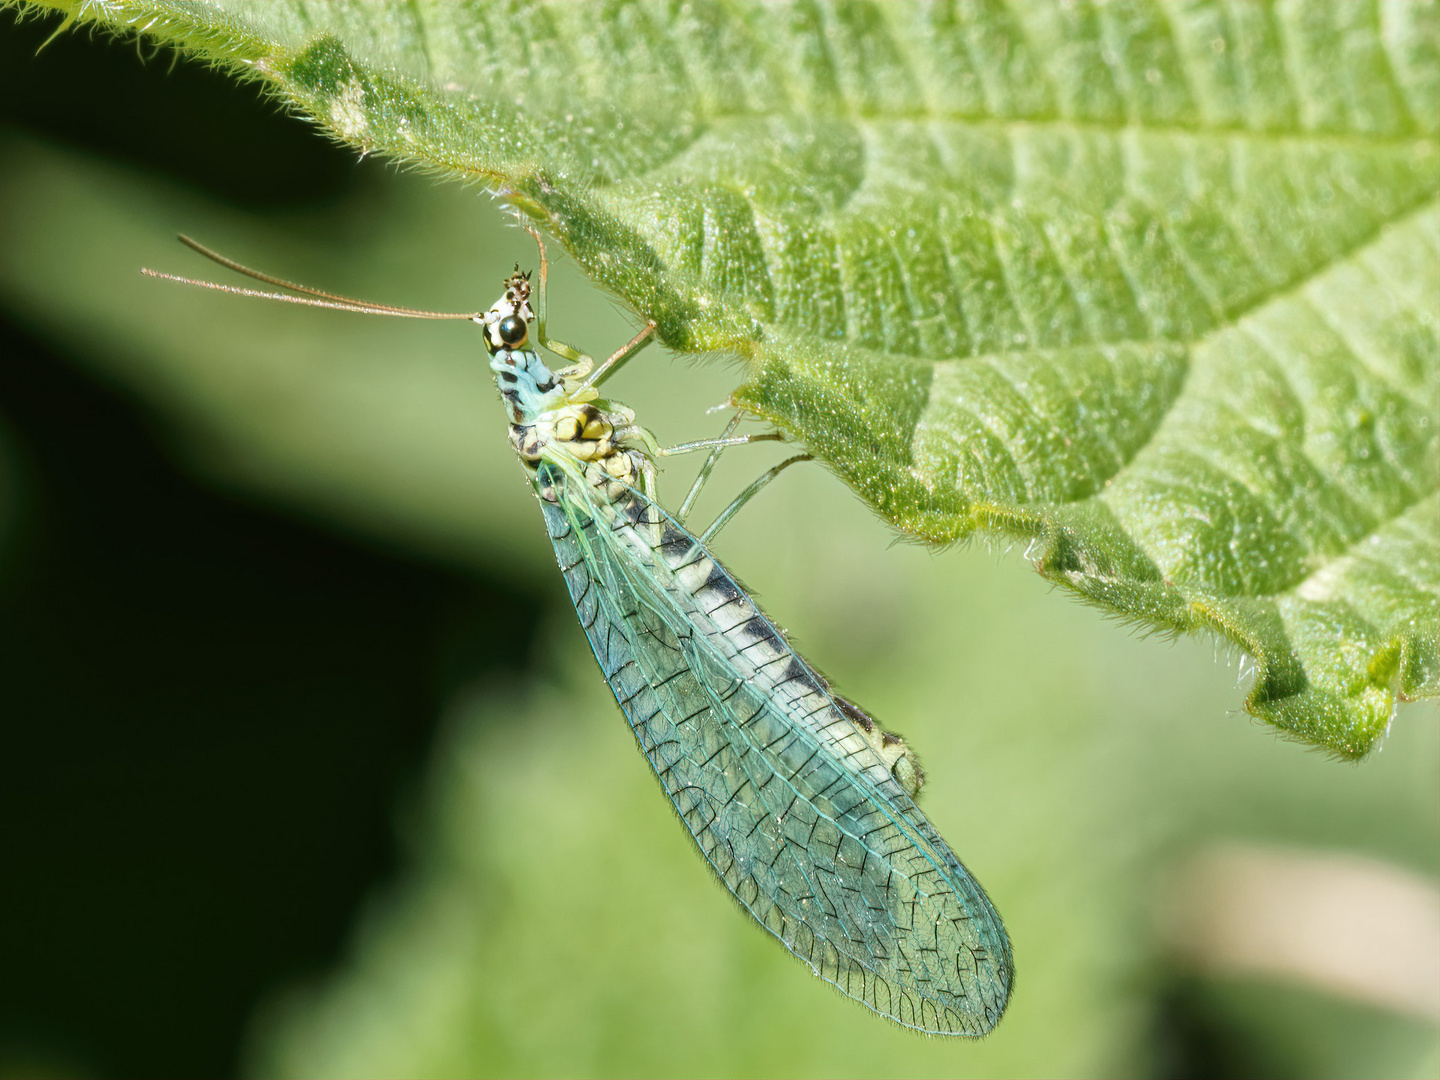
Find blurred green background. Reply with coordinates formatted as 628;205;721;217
1;11;1436;1078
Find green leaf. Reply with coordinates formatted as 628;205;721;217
9;0;1438;756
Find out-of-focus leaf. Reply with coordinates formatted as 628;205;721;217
7;0;1438;755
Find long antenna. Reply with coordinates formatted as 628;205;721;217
141;235;482;320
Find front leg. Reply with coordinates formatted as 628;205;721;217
524;224;588;368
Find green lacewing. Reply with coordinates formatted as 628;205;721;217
145;233;1014;1036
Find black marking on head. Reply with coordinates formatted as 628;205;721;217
503;266;532;304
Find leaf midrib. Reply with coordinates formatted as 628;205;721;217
704;186;1437;361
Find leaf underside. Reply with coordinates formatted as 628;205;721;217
10;0;1437;757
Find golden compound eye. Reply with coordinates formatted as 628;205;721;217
497;314;528;347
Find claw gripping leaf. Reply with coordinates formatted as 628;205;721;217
11;0;1438;756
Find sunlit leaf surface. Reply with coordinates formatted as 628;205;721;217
9;0;1438;753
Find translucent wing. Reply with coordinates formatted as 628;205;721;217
535;461;1013;1035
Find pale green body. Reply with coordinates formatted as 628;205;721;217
482;270;1013;1035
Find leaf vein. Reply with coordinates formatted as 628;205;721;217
1297;291;1432;412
